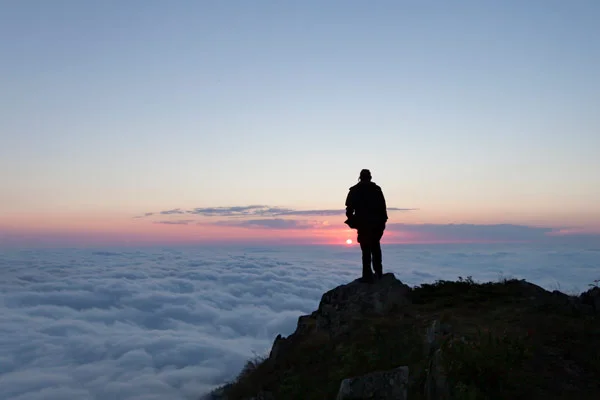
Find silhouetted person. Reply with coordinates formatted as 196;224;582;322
345;169;388;283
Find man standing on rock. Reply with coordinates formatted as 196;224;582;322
345;169;388;283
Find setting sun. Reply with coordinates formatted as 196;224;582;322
346;239;353;245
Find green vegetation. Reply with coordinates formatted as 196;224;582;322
214;277;600;400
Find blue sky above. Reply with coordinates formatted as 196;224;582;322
1;0;599;245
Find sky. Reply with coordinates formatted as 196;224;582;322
1;0;599;246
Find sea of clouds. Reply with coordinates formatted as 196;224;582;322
1;243;599;399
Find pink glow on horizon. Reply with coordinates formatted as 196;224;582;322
1;210;599;247
0;225;539;247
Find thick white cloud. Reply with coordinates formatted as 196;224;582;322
1;244;598;399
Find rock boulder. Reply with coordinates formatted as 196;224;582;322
315;273;411;336
580;287;600;314
336;366;409;400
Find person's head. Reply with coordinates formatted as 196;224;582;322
359;169;372;182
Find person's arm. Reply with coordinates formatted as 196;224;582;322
345;190;354;218
379;188;388;223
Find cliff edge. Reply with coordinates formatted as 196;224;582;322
204;274;600;400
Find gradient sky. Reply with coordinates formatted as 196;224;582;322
1;0;599;246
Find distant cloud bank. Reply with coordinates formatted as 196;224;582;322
1;246;598;399
132;205;600;244
386;223;554;242
213;218;318;230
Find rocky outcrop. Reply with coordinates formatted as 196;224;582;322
204;274;600;400
267;273;411;360
336;366;409;400
314;273;410;337
268;333;292;365
225;274;409;400
265;273;412;396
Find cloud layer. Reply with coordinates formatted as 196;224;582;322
386;223;554;242
137;205;416;219
1;244;599;399
213;218;319;230
140;205;600;244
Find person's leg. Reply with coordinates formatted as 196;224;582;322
360;240;373;280
372;229;384;279
372;240;382;279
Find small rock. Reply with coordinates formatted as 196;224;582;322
425;348;450;400
513;279;548;299
336;366;409;400
580;287;600;314
424;319;452;356
548;290;595;314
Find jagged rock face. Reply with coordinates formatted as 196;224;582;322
267;273;411;370
315;273;411;336
268;334;289;364
296;314;317;335
336;366;409;400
